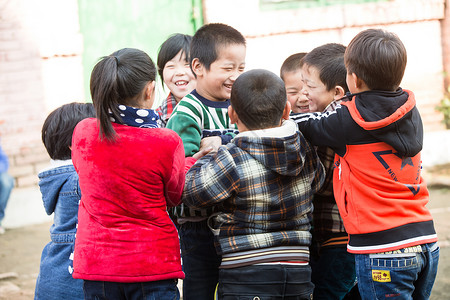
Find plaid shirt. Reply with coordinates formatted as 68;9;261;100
155;93;177;128
183;121;325;266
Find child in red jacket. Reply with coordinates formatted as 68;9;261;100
71;48;208;300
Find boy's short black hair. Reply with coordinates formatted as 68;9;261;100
42;102;95;160
231;69;286;130
345;28;407;91
303;43;348;93
190;23;246;71
157;33;192;83
280;52;307;81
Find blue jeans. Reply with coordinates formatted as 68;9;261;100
310;246;357;299
0;172;14;224
217;264;314;299
83;279;179;300
355;243;439;300
178;220;221;300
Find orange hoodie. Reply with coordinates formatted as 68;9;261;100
292;89;437;254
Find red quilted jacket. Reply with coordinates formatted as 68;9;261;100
72;118;195;282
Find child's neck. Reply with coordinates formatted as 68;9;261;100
196;85;227;102
236;120;282;133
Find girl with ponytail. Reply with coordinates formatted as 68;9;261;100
71;48;209;300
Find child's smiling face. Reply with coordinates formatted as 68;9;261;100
195;44;246;102
162;50;196;102
283;70;310;113
301;64;336;112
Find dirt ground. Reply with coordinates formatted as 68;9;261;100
1;187;450;299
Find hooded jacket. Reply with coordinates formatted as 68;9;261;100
292;89;437;254
183;120;325;268
35;162;83;299
72;118;196;282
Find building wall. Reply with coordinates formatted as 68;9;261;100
77;0;203;102
442;0;450;88
0;0;83;188
0;0;202;190
204;0;448;132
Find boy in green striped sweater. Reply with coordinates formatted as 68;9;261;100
166;23;246;300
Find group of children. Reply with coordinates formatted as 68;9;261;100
34;22;439;300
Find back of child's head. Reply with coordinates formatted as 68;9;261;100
190;23;246;72
345;28;407;91
230;69;286;130
90;48;156;140
280;52;307;81
303;43;348;93
42;102;95;160
157;33;192;82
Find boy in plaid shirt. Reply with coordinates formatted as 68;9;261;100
183;69;325;299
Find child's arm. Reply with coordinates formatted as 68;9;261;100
183;147;238;209
164;138;193;207
291;110;347;156
167;113;202;157
163;139;214;206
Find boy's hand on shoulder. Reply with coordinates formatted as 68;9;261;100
192;146;214;160
200;136;222;152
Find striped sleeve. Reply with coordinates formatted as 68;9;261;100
167;112;202;157
166;96;204;157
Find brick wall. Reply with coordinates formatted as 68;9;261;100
0;0;46;188
0;0;83;189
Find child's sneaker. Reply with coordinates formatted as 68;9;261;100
0;225;5;235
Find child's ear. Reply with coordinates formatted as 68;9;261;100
349;72;369;93
282;101;291;120
228;105;238;124
143;81;156;108
145;81;156;99
334;86;346;100
191;58;204;77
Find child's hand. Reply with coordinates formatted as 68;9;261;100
200;136;222;152
192;147;214;160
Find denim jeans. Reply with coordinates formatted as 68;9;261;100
0;172;14;224
217;264;314;300
310;246;357;299
355;242;439;300
178;220;221;300
83;279;179;300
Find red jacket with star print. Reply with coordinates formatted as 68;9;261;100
291;89;437;254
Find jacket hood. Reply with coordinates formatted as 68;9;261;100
233;120;305;176
343;89;423;157
38;163;77;215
